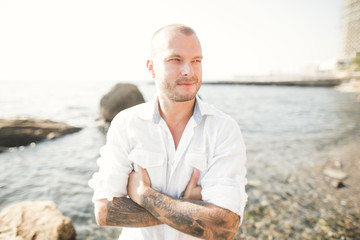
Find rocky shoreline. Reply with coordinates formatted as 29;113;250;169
235;142;360;239
1;83;359;239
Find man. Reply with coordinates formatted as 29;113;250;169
89;24;247;240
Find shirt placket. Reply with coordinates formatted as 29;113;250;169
158;117;197;196
158;119;175;193
167;117;196;194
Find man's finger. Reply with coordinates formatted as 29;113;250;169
187;168;200;188
138;165;148;176
136;164;151;186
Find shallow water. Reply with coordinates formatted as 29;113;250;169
0;80;359;239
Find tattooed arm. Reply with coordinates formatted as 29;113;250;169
94;197;162;227
128;166;240;240
94;168;202;227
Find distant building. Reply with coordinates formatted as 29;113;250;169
339;0;360;67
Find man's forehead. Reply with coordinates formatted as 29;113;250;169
151;31;202;57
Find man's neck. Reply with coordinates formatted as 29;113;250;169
158;95;196;149
158;96;195;125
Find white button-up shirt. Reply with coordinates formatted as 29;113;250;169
89;96;247;240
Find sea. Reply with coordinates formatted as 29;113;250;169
0;80;359;239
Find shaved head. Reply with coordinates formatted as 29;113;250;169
152;24;196;38
150;24;198;59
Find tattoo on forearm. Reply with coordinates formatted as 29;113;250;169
141;190;239;239
105;197;162;227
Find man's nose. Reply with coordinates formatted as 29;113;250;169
181;61;194;77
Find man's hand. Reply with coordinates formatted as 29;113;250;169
95;167;161;228
128;166;202;202
183;168;202;200
127;165;151;205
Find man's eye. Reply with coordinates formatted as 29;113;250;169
172;58;181;62
192;59;201;64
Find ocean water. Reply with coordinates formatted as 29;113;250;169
0;80;359;239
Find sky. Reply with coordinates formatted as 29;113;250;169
0;0;342;82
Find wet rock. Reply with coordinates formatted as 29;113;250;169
0;201;76;240
0;118;81;148
99;83;145;122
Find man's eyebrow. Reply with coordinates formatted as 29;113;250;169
166;54;182;58
166;55;203;59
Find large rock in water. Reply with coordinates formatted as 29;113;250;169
0;201;76;240
99;83;145;122
0;118;81;148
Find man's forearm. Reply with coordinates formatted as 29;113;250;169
104;197;162;227
140;188;240;240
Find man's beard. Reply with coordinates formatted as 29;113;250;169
166;76;200;102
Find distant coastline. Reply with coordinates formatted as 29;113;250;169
141;73;360;89
203;76;351;87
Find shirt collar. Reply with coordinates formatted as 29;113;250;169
137;95;217;124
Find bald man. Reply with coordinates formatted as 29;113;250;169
89;24;247;240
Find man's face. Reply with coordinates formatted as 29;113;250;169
149;31;203;102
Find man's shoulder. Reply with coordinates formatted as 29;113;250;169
198;101;243;139
199;100;237;125
111;101;153;124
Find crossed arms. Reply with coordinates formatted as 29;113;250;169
94;167;240;240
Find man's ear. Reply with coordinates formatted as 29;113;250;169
146;60;156;78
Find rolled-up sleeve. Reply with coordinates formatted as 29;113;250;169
201;117;248;224
88;117;133;202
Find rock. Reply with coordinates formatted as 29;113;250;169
0;118;81;148
247;179;261;188
323;168;348;180
99;83;145;122
330;180;345;189
0;201;76;240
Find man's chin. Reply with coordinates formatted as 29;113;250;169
172;94;197;102
174;98;195;103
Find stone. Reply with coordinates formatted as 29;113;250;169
0;201;76;240
99;83;145;122
330;180;345;189
0;118;81;148
323;168;348;180
247;179;261;188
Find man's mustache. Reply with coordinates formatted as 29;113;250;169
175;77;198;84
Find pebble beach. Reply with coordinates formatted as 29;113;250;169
237;141;360;239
